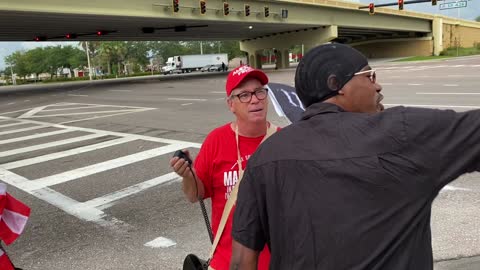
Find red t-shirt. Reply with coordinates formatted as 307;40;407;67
195;123;271;270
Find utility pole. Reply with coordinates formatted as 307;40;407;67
200;41;204;55
10;65;16;85
85;41;93;81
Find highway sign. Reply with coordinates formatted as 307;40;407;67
439;1;467;9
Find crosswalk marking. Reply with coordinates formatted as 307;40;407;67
86;172;179;210
0;133;105;158
1;116;201;147
0;125;49;136
1;137;136;169
27;109;141;118
0;105;201;231
0;168;119;226
0;129;74;145
18;105;48;118
0;122;28;128
29;143;192;190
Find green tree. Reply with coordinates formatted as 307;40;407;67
25;47;48;81
5;51;29;79
476;16;480;22
124;41;150;73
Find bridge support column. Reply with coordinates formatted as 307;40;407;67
245;50;263;69
240;25;338;69
432;16;443;56
274;48;289;69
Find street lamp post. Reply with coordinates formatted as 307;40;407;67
85;41;93;81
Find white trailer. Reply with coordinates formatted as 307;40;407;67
162;53;228;74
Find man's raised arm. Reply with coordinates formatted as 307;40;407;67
230;239;259;270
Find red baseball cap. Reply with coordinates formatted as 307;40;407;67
225;65;269;96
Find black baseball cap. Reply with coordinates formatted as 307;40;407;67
295;43;369;107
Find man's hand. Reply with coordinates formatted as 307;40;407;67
230;240;259;270
169;149;193;179
169;150;204;202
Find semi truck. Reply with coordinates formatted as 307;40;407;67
161;53;228;75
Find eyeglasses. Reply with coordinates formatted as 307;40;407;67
231;88;268;103
354;69;376;83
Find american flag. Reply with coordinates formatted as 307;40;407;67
0;183;30;270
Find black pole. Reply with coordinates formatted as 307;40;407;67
359;0;439;9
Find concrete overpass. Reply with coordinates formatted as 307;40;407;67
1;0;480;69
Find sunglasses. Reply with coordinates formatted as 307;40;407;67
354;69;376;83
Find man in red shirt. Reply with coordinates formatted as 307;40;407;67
170;65;276;269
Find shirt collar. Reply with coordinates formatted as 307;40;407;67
301;102;345;120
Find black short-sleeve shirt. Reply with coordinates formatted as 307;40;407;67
232;103;480;270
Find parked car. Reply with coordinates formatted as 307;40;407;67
200;65;214;72
208;64;228;72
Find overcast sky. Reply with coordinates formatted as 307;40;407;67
1;2;478;70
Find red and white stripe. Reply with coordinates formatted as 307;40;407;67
0;183;30;245
0;248;14;270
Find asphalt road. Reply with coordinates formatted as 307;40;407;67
0;56;479;270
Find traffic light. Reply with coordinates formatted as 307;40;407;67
65;33;77;39
244;4;250;16
223;2;229;16
398;0;404;10
369;3;375;15
200;0;206;15
34;36;47;41
432;0;437;5
264;6;269;17
96;30;108;36
172;0;179;12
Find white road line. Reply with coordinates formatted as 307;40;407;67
144;237;176;248
86;172;179;210
49;103;77;106
29;143;192;190
0;108;37;116
18;105;48;118
0;168;119;226
58;108;155;125
6;103;15;105
408;83;423;86
57;102;155;110
167;98;207;101
0;129;73;145
384;103;480;109
416;92;480;95
0;133;105;158
442;84;459;87
42;105;112;112
0;116;201;147
28;109;140;118
24;100;30;102
68;94;88;97
0;125;48;136
0;122;27;128
1;137;136;170
0;137;136;170
181;103;193;106
452;65;465;67
109;90;132;92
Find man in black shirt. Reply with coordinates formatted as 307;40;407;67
230;43;480;270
